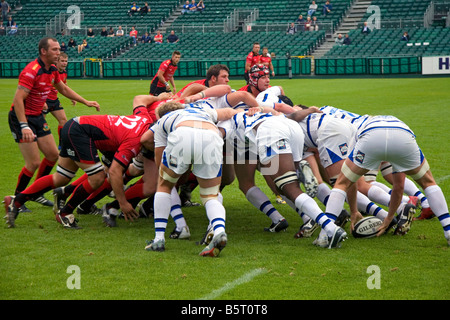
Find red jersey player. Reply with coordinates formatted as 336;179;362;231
260;47;275;77
149;50;181;96
7;37;100;211
244;42;261;83
5;105;152;229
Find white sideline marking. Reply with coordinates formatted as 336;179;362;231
436;175;450;184
198;268;266;300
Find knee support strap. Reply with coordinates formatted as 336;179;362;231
341;162;361;183
274;171;298;190
410;159;429;181
56;165;77;179
159;166;179;184
199;185;220;205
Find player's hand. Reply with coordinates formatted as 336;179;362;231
377;216;393;237
308;106;322;114
350;211;364;232
246;106;263;116
21;127;36;143
86;101;100;111
120;201;139;222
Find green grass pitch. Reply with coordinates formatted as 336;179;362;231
0;76;449;301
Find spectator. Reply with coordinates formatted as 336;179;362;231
78;39;89;53
188;0;197;13
343;33;351;45
401;31;410;41
286;22;297;35
129;26;138;45
154;30;163;43
307;1;318;16
196;0;205;12
304;16;312;31
140;2;150;16
322;1;332;16
296;14;305;30
1;0;9;22
5;15;13;27
100;27;108;37
181;0;190;14
311;16;319;31
361;21;371;35
116;25;124;36
0;19;5;35
68;38;77;48
334;33;344;46
60;41;68;52
7;20;17;35
129;2;139;16
167;30;179;43
107;27;115;37
87;28;95;38
140;31;151;43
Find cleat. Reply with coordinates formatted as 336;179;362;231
3;195;19;228
102;204;118;227
328;227;348;249
414;207;434;220
199;232;227;257
32;195;54;207
137;200;153;218
394;203;415;235
335;209;350;228
197;224;214;245
169;226;190;239
313;232;329;248
77;204;101;215
264;218;288;232
145;239;165;252
294;219;318;238
53;187;67;215
276;195;286;204
182;199;201;207
297;160;318;198
18;205;31;213
56;212;81;229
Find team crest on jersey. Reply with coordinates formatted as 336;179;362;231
276;139;287;150
355;150;365;164
169;155;178;168
339;143;348;156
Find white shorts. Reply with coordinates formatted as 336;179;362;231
351;127;423;172
256;117;304;165
317;118;356;168
162;126;224;179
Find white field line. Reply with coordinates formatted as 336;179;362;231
198;268;266;300
436;175;450;184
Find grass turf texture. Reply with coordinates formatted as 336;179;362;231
0;77;449;300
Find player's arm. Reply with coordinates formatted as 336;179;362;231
269;61;275;76
108;159;138;221
133;94;164;109
215;108;242;121
54;81;100;111
226;91;260;108
287;106;322;122
179;83;207;98
169;77;176;94
140;129;155;152
13;85;36;142
184;85;232;103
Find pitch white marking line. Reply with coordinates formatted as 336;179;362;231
198;268;266;300
436;175;450;184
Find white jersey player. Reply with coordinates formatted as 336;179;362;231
219;108;348;249
326;115;450;245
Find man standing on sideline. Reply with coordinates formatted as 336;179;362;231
6;37;100;211
149;50;181;96
244;42;261;83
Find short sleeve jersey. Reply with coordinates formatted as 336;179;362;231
152;59;178;88
77;114;151;168
246;52;260;71
47;70;67;101
259;54;272;67
13;57;61;116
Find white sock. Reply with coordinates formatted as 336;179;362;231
357;191;388;220
246;186;283;223
317;183;331;206
325;188;347;220
154;192;172;240
424;185;450;232
170;187;186;232
205;199;226;235
295;193;336;237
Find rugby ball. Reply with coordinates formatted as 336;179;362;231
352;216;383;238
